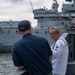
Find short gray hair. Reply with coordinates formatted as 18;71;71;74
50;26;60;33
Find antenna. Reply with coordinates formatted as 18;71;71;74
30;0;34;13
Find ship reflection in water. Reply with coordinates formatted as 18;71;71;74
0;53;16;75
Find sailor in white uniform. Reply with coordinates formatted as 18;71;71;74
49;27;69;75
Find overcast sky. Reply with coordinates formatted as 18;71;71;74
0;0;69;27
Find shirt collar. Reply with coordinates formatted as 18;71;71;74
23;33;31;38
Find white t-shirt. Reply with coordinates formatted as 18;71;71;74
51;36;69;75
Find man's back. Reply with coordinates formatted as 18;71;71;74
13;34;52;75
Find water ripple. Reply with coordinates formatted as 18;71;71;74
0;53;17;75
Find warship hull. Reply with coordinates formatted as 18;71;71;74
66;62;75;75
0;34;53;53
0;34;22;53
0;46;12;53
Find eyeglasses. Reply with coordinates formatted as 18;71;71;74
49;32;58;35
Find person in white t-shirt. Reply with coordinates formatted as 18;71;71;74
49;27;69;75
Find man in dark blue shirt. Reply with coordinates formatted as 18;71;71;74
12;20;52;75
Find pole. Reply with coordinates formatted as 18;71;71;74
30;0;34;13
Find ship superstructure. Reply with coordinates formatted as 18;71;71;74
0;0;75;51
33;0;75;33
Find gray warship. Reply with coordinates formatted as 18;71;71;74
0;0;74;52
0;0;75;74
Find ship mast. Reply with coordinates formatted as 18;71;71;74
29;0;34;13
52;0;59;12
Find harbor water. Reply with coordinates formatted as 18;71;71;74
0;53;17;75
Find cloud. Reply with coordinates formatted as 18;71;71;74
8;0;22;3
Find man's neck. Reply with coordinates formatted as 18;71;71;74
20;30;31;36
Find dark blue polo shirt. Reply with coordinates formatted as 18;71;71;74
12;34;52;75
